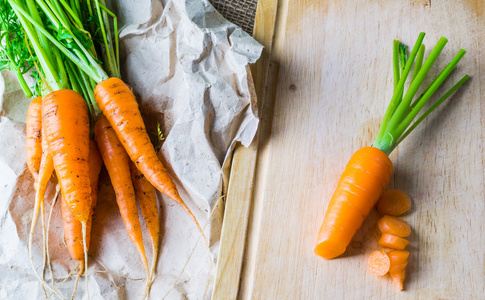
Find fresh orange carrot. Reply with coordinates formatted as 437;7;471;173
28;134;56;295
376;190;411;216
61;140;102;298
95;115;149;275
315;147;393;259
26;96;43;179
94;78;202;233
42;89;92;296
130;161;160;295
387;251;409;290
377;216;411;237
62;140;102;262
368;250;391;276
314;34;468;260
42;90;92;223
378;234;409;250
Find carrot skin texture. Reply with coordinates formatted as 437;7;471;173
62;140;103;261
42;90;92;223
26;97;43;179
378;234;410;250
377;215;411;237
130;161;160;259
315;147;393;259
95;115;148;272
94;78;201;232
376;190;411;216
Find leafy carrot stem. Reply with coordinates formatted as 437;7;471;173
373;33;468;154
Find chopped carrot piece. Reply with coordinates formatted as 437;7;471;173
378;234;410;250
376;189;411;216
390;269;406;291
377;215;411;237
387;250;409;271
368;250;391;276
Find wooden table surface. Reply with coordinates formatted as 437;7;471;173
214;0;484;299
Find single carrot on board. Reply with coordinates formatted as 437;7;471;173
130;161;160;295
94;78;203;234
315;33;468;259
95;115;149;276
368;250;391;276
378;234;409;250
377;215;411;237
26;96;43;180
376;190;411;216
315;147;393;259
388;250;409;291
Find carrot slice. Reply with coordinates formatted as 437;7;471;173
368;250;391;276
377;215;411;237
376;189;411;216
378;234;409;250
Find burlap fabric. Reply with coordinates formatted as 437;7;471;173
210;0;257;34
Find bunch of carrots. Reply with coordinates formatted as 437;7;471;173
314;33;469;290
1;0;204;298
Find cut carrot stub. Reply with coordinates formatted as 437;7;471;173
390;269;406;291
377;215;411;237
376;189;411;216
378;234;410;250
368;250;391;276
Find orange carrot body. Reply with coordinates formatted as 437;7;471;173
378;234;409;250
376;190;411;216
94;78;201;232
42;90;92;223
368;250;390;276
26;96;43;179
95;115;148;272
377;216;411;237
315;147;393;259
62;140;103;261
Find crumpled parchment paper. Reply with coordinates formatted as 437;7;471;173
0;0;262;299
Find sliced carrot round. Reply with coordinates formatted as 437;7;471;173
368;250;391;276
377;215;411;237
376;189;411;216
378;234;410;250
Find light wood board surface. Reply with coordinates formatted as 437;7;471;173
214;0;484;299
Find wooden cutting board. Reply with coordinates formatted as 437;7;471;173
213;0;484;299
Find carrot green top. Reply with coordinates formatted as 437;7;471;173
372;32;469;155
1;0;120;135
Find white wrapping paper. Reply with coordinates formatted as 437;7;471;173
0;0;262;298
